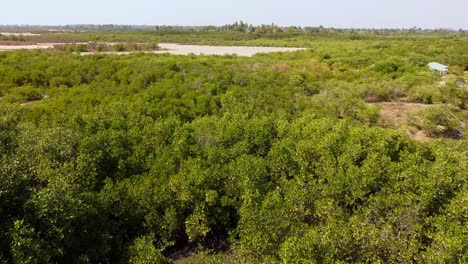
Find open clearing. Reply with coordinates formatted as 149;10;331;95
81;43;306;56
0;32;41;36
0;43;55;50
151;43;306;56
370;102;431;141
0;42;92;51
0;42;306;56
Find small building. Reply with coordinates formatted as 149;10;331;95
428;62;448;75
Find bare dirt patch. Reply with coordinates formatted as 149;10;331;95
0;42;306;56
82;43;306;57
370;102;432;141
0;42;91;51
0;32;41;37
0;44;55;50
0;41;37;46
153;43;306;56
20;95;48;107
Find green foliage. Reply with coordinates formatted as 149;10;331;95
113;43;127;52
185;207;211;243
2;86;42;103
66;44;89;53
0;31;466;263
10;220;51;264
128;236;170;264
411;105;462;137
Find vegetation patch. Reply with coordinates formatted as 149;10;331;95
0;28;466;263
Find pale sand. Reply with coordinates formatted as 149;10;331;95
80;43;306;57
0;44;54;50
0;42;306;56
0;42;91;51
152;43;306;56
0;32;41;37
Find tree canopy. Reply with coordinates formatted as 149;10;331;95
0;30;467;263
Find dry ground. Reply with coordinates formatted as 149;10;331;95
19;95;49;107
0;42;305;56
81;43;305;56
153;43;306;56
0;43;55;50
369;102;432;141
0;32;41;36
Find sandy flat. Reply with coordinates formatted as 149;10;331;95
0;32;41;37
0;42;92;51
81;43;306;57
0;42;306;56
153;43;306;56
0;44;54;50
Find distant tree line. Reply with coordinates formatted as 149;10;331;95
1;22;466;35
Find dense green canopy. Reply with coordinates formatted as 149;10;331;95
0;30;467;263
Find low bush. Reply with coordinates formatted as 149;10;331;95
410;105;462;137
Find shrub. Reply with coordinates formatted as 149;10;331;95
410;105;462;137
128;236;170;264
449;65;465;76
4;86;43;102
113;43;127;52
407;85;441;104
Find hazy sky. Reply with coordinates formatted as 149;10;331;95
1;0;467;29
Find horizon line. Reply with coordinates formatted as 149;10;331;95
1;23;467;31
